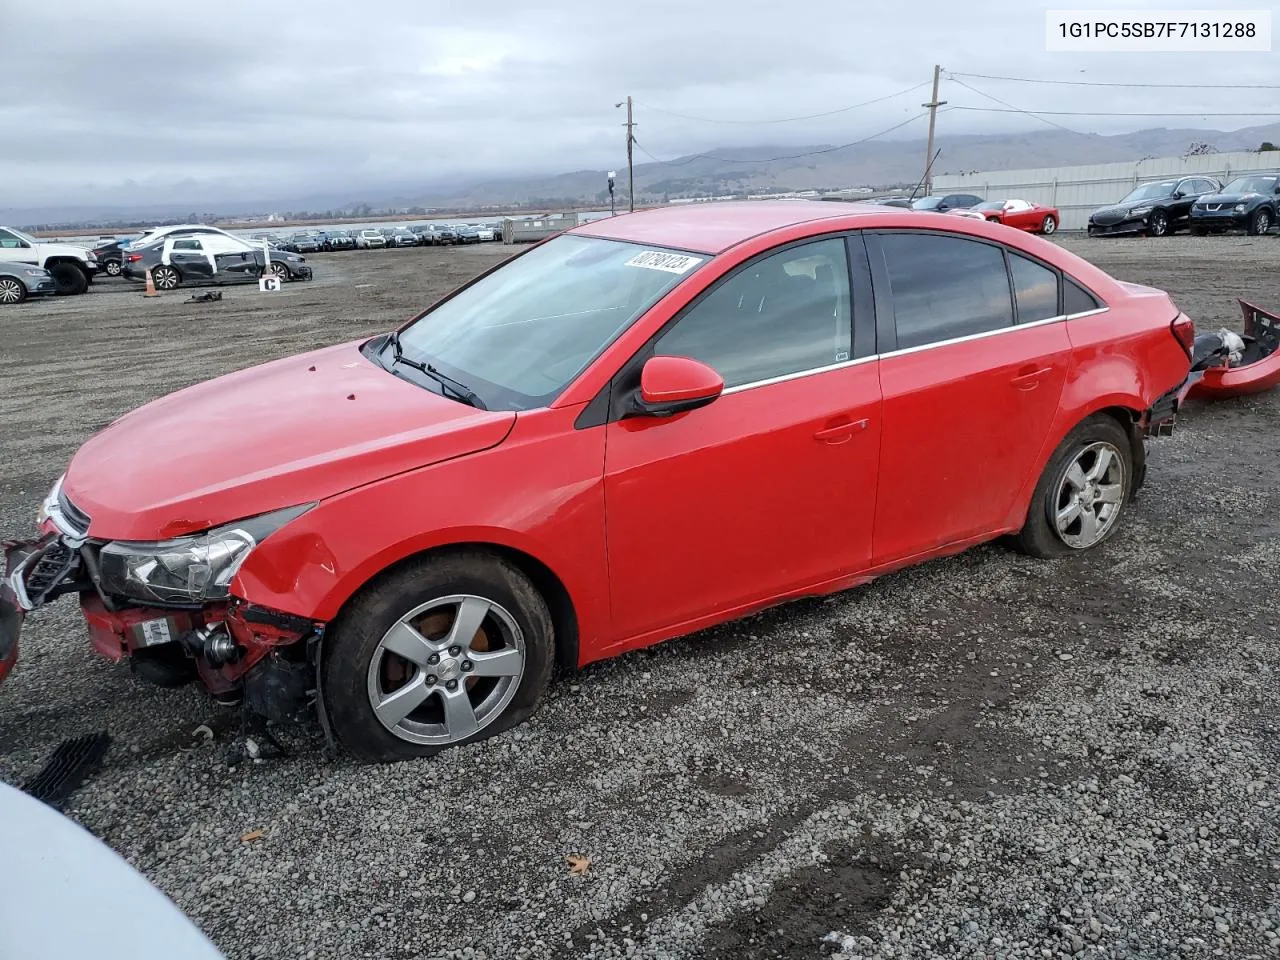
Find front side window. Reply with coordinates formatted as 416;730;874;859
0;228;25;248
1010;253;1060;323
654;237;852;389
393;234;705;410
879;233;1014;350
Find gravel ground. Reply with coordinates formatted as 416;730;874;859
1;233;1279;960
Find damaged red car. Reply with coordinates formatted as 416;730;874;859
2;201;1203;762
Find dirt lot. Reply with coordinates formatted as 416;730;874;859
2;235;1279;960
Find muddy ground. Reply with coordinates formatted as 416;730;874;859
1;234;1278;960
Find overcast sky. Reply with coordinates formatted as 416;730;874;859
2;0;1277;208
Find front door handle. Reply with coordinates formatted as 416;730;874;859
1011;367;1052;390
814;418;869;444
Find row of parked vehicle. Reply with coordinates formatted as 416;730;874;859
253;221;501;254
867;171;1280;239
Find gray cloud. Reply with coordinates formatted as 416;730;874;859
2;0;1277;208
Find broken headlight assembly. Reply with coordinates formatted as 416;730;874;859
96;503;314;604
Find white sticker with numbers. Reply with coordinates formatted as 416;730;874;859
624;250;704;274
138;618;172;647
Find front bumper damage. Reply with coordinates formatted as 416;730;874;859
1;533;323;725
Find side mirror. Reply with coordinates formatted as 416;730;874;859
630;355;724;418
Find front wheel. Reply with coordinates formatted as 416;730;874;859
321;551;555;763
1146;210;1169;237
104;258;122;277
49;262;89;295
1248;207;1273;235
0;277;27;305
1015;415;1133;559
270;261;291;281
1040;215;1057;235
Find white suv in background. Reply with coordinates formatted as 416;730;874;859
0;226;99;295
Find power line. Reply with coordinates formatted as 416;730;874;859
947;76;1089;136
632;81;930;125
631;111;930;167
948;71;1280;90
950;106;1280;117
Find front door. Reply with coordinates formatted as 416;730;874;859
602;236;882;644
868;231;1073;564
0;228;38;267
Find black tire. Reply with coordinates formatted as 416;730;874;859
270;260;291;281
1248;207;1273;236
1191;226;1208;236
151;264;181;290
1015;414;1135;560
0;276;27;305
104;258;122;277
1040;215;1057;235
48;262;89;296
1145;210;1169;237
321;550;555;763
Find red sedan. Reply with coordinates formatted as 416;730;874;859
1;201;1198;762
956;199;1061;235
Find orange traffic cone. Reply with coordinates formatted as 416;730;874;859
143;268;159;297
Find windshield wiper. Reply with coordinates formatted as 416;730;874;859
384;331;488;410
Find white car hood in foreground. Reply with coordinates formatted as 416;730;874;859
0;781;224;959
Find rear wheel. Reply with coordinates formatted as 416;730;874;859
1015;415;1133;559
1249;207;1273;235
1040;215;1057;235
0;277;26;305
48;262;88;295
321;551;555;763
151;264;180;290
1146;210;1169;237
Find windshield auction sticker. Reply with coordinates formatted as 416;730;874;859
625;251;705;274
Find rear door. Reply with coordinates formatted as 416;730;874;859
166;238;215;282
867;230;1073;564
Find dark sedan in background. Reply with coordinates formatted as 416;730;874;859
0;262;57;305
1087;176;1221;237
89;235;141;277
322;230;357;251
121;234;312;289
1190;173;1280;235
909;193;982;212
287;232;325;254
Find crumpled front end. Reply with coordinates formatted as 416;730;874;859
0;480;323;725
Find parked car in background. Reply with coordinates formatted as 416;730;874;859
1087;176;1220;237
454;223;482;244
121;233;312;289
0;226;99;295
356;228;388;249
910;193;982;213
0;781;226;960
89;235;141;277
0;200;1201;762
473;224;497;241
387;227;420;247
861;196;917;208
287;232;325;254
323;230;357;251
1189;173;1280;236
434;223;459;245
247;232;284;248
410;224;439;244
954;199;1060;235
0;261;57;305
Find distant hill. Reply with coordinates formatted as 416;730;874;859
6;121;1279;228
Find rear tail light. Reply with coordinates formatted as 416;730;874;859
126;253;143;263
1171;313;1196;359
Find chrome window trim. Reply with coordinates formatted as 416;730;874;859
714;306;1110;394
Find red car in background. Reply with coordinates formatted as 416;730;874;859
2;201;1198;762
954;199;1061;235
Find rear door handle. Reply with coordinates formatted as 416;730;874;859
814;417;869;444
1011;367;1052;390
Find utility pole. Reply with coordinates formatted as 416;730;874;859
617;96;636;212
921;65;946;196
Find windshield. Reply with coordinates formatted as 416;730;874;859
391;234;706;410
911;196;943;210
1223;176;1278;195
1120;182;1176;204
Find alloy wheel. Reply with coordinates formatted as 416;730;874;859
105;259;122;276
1148;212;1168;237
0;278;24;304
1053;441;1126;549
366;594;526;746
271;261;290;280
152;266;180;290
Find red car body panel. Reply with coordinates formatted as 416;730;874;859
1188;299;1280;400
16;202;1193;684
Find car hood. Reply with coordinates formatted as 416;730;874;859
1195;192;1267;205
63;340;516;541
34;241;90;260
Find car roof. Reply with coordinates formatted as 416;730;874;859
570;199;900;255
